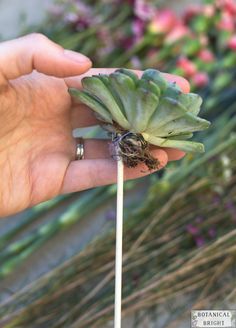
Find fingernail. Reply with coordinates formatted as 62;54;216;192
64;49;92;64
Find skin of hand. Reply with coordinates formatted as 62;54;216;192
0;33;190;217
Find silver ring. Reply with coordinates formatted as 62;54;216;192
75;137;85;160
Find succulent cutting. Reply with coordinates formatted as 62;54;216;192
69;69;210;169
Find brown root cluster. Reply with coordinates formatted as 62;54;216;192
111;131;159;170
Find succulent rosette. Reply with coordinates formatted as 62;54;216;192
69;69;210;168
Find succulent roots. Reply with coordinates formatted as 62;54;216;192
110;129;159;170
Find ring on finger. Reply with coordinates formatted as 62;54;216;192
75;137;85;160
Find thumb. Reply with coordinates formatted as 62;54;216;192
0;33;92;85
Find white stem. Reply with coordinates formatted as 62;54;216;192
114;158;124;328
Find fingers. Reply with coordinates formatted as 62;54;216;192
66;68;190;93
162;73;190;93
150;146;185;161
166;149;185;161
61;148;168;194
77;138;185;161
0;33;92;85
78;138;111;159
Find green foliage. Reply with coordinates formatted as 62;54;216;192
70;69;210;152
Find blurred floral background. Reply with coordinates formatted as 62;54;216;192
0;0;236;327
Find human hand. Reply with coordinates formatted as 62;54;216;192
0;34;189;217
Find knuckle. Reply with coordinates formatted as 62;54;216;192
27;33;49;44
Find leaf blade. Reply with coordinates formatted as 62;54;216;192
82;76;130;129
143;134;205;153
69;88;113;123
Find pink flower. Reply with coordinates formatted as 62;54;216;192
217;11;235;32
149;9;178;34
225;0;236;15
194;236;205;247
64;12;78;24
187;224;199;235
132;18;145;39
198;49;215;63
165;25;190;44
228;35;236;50
177;57;197;77
183;5;202;23
147;48;157;58
192;72;209;88
203;5;215;18
217;0;236;15
199;35;209;47
208;227;217;238
134;0;155;21
121;36;134;50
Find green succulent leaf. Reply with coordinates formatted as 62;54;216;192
82;76;130;129
179;93;203;116
163;84;182;99
168;133;193;140
146;97;209;137
115;69;139;85
143;134;205;153
69;69;210;153
133;87;159;132
142;69;168;92
109;72;136;124
96;74;126;116
68;88;113;123
163;85;202;116
155;109;210;137
137;79;161;97
145;97;189;134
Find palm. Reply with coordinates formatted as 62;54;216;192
0;34;188;217
1;73;75;214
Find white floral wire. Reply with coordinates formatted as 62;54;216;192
114;133;124;328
